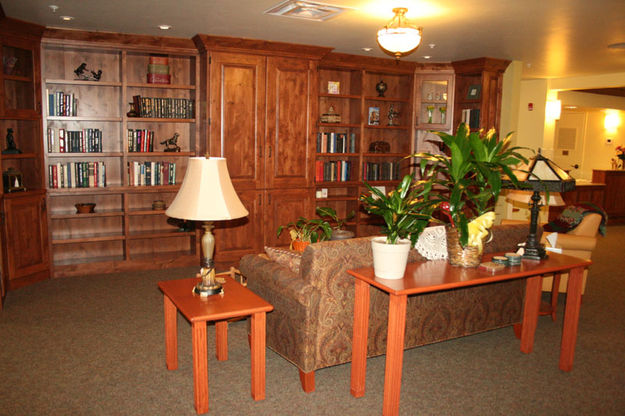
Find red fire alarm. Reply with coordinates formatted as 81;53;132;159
528;103;534;111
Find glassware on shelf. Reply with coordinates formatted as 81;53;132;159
426;105;435;124
439;106;447;124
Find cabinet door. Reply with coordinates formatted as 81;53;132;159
265;188;314;247
0;36;41;118
266;57;315;189
209;52;266;191
1;193;50;290
213;188;264;263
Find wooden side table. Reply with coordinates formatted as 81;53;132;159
158;276;273;414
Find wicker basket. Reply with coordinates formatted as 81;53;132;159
445;225;482;267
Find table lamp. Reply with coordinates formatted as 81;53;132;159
510;150;575;260
166;157;248;296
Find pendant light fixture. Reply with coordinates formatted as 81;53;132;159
377;7;423;60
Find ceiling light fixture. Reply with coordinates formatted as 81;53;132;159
60;15;74;21
159;24;172;30
377;8;423;60
48;5;58;13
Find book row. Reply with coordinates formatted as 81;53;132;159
47;128;103;153
131;95;194;119
316;132;357;153
315;160;353;183
362;161;401;182
47;90;78;116
48;161;107;189
460;108;481;129
127;129;155;152
128;161;177;186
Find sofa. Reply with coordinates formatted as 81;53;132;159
239;223;536;392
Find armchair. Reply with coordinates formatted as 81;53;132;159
541;212;602;320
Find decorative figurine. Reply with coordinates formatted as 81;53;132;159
376;80;387;97
127;102;138;118
161;132;181;152
387;104;399;126
2;128;22;154
74;63;102;81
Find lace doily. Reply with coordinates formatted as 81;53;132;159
415;226;448;260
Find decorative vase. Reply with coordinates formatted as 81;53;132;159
375;80;387;97
445;225;482;267
292;240;310;252
371;236;411;279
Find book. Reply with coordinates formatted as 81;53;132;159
147;64;170;74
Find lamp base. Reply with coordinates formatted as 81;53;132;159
193;281;223;297
522;244;548;261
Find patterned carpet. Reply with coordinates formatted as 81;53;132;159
1;226;624;415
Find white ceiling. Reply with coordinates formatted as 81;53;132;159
3;0;625;80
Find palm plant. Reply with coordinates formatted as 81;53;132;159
411;123;529;247
359;173;437;245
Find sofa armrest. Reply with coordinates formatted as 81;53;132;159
543;233;597;252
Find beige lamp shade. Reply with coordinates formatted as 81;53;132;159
166;157;248;221
506;190;565;206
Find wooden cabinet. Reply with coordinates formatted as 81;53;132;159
41;30;201;277
451;57;510;132
592;170;625;222
0;18;49;301
195;35;328;260
415;72;454;130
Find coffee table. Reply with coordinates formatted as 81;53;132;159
158;276;273;414
347;252;591;416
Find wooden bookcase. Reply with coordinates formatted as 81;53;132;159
451;57;510;133
0;18;50;299
315;54;416;237
41;30;201;278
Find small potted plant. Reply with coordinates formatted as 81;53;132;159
277;216;333;252
411;123;529;266
360;173;436;279
315;206;355;240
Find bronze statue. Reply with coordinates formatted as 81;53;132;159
3;128;22;154
161;132;181;152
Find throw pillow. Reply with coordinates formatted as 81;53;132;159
264;246;302;274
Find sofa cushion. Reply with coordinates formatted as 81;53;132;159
264;246;302;274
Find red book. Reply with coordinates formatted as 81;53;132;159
147;73;171;84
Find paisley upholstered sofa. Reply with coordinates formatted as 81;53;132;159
239;223;535;392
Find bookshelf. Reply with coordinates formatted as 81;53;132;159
451;57;510;133
315;55;415;237
41;31;201;277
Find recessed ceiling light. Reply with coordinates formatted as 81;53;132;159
49;5;58;13
423;55;431;59
564;105;578;109
60;15;74;21
428;43;436;49
265;0;350;21
362;47;372;52
608;42;625;49
159;24;172;30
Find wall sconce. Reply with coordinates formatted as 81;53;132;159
604;110;621;134
546;100;562;121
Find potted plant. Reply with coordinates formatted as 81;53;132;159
315;206;356;240
359;173;436;279
411;123;529;266
277;216;333;252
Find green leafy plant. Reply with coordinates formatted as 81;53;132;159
410;123;529;247
315;206;355;231
276;216;332;243
359;173;436;245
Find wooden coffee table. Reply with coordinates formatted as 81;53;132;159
158;276;273;414
347;252;591;416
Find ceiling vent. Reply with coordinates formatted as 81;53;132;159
264;0;349;21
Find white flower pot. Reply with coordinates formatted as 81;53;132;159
371;236;411;279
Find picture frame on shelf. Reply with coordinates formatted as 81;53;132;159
368;106;380;126
327;81;340;94
466;84;482;100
